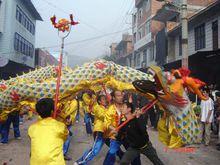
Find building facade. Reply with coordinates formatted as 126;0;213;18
115;34;133;66
35;49;58;67
164;0;220;86
132;0;164;69
0;0;42;79
110;34;133;66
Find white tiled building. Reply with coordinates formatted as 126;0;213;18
131;0;164;69
0;0;42;69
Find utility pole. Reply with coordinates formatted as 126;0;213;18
181;0;188;68
155;0;189;68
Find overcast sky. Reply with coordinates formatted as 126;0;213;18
32;0;134;59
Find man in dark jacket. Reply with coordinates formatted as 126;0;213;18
117;103;164;165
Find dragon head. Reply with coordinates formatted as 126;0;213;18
133;66;208;108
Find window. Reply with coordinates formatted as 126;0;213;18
179;35;182;56
136;54;141;66
134;54;136;67
138;9;142;21
142;26;145;37
16;5;35;35
133;14;137;25
14;33;34;58
195;24;205;50
133;33;136;43
138;31;142;40
149;46;154;61
143;50;147;62
146;20;151;35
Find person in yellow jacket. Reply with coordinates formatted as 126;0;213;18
58;98;79;161
103;90;142;165
82;93;94;135
28;98;68;165
102;90;126;165
75;94;107;165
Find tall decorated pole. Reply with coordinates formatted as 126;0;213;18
50;14;79;118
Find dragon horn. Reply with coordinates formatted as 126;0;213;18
70;14;79;25
50;15;56;25
70;14;73;21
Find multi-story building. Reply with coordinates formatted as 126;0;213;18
0;0;42;79
109;34;133;66
115;34;133;66
154;0;220;86
35;49;58;67
132;0;164;69
110;43;118;57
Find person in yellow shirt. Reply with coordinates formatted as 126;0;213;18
104;90;142;165
75;94;107;165
103;90;125;165
82;93;94;135
28;98;68;165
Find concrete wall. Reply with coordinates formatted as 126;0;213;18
172;14;220;58
0;0;37;68
0;0;6;33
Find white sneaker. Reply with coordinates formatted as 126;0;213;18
73;162;78;165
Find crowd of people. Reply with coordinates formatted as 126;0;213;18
1;85;220;164
74;90;164;165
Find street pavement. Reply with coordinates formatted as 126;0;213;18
0;119;220;165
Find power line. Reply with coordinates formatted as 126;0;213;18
110;0;134;42
0;27;132;55
40;27;132;49
40;0;105;34
118;0;134;32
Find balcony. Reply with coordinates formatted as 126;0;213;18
134;33;152;51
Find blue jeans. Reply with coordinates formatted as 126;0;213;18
63;126;72;156
0;123;2;138
76;110;80;121
77;132;104;165
84;113;92;134
19;116;24;123
103;139;121;165
1;112;21;143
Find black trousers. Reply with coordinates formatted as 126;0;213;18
120;142;164;165
105;138;141;165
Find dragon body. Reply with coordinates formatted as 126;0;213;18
0;60;206;148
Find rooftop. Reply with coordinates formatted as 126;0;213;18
22;0;42;21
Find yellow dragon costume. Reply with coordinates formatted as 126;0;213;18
0;60;207;148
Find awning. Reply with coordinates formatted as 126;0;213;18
152;3;180;23
163;49;220;86
192;49;220;59
0;60;33;80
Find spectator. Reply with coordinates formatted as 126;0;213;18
215;92;220;151
200;88;214;146
82;93;93;135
